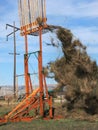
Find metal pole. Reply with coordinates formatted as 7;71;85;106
16;76;18;99
38;27;44;117
13;21;16;99
6;22;20;99
24;34;29;97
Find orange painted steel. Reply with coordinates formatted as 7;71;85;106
38;27;44;117
24;33;33;97
0;1;54;124
5;88;40;120
20;18;47;36
24;34;30;97
0;88;40;124
0;25;53;124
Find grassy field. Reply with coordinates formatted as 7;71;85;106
0;119;98;130
0;103;98;130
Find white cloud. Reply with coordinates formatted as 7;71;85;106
47;0;98;18
71;26;98;45
70;26;98;57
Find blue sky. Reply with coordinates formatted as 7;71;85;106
0;0;98;86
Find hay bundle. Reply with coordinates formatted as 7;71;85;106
45;26;98;115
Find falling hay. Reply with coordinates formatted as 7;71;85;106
45;26;98;117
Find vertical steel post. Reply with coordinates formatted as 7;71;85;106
24;34;29;97
38;27;44;117
49;96;53;118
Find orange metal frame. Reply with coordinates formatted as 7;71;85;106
0;24;53;124
20;18;47;36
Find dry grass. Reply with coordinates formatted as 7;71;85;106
0;119;98;130
0;104;98;130
0;101;18;117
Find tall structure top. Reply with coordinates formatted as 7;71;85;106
18;0;47;36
